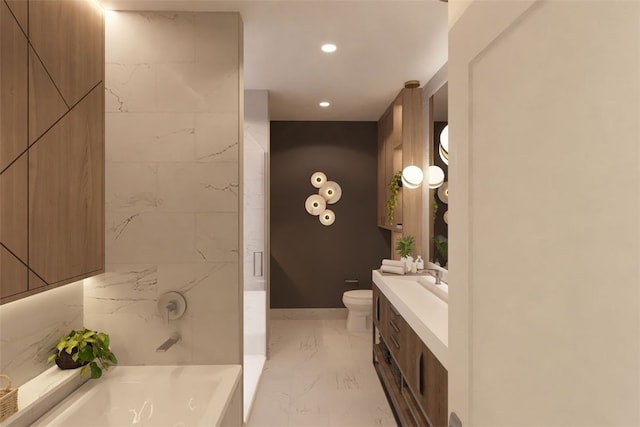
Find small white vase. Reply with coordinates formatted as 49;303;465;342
401;256;414;273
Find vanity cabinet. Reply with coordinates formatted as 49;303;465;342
373;284;390;341
373;283;447;427
401;323;448;427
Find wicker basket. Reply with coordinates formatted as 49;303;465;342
0;374;18;422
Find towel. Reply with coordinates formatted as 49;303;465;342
381;259;404;268
380;265;405;275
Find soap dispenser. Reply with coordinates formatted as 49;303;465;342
416;255;424;271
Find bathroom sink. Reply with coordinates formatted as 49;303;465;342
375;270;448;302
418;275;448;302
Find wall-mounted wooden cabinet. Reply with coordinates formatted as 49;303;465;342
377;86;424;257
0;0;104;304
373;283;447;427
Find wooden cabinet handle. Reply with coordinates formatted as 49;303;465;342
389;319;400;333
375;296;380;321
417;352;424;395
390;335;400;349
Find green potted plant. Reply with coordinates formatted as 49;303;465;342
433;235;448;267
48;328;118;379
396;235;415;272
386;171;403;226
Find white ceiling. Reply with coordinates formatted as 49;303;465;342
100;0;448;121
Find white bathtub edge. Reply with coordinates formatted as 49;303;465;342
215;364;243;427
8;365;243;427
0;366;89;427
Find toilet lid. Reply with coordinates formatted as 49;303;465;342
344;290;373;300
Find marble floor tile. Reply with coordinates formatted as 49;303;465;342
248;319;397;427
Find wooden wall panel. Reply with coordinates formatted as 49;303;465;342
29;0;104;107
377;107;392;227
28;270;48;290
401;87;424;256
0;0;104;304
29;84;104;285
29;47;69;144
0;1;28;172
0;153;28;262
4;0;27;34
0;245;27;298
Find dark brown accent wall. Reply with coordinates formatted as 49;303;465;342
271;121;391;308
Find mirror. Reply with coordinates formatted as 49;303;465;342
430;82;448;268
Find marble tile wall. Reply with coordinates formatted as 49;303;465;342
0;282;83;386
84;11;242;366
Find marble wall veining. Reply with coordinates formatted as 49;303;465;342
84;11;243;366
0;282;83;386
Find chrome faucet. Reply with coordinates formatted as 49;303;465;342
426;269;443;285
164;301;177;324
156;333;180;352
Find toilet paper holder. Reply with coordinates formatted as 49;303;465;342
344;279;359;286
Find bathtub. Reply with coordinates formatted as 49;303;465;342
31;365;241;427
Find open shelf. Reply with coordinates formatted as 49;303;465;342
374;341;426;426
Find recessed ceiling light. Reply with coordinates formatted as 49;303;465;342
321;43;337;53
319;101;330;108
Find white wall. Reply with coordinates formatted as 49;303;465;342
449;1;640;425
243;90;269;292
243;90;268;355
448;0;474;30
84;11;243;366
0;282;83;386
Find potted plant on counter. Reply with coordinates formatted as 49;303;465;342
395;235;415;272
48;328;118;379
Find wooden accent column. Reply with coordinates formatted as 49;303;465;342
377;86;424;258
401;87;424;257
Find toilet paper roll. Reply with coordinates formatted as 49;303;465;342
382;259;405;268
380;265;405;275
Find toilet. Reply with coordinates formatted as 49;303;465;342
342;289;373;332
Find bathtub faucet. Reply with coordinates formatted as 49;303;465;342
156;333;181;352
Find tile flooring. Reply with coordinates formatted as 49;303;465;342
247;318;397;426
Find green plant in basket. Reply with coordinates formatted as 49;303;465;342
395;235;415;258
48;328;118;379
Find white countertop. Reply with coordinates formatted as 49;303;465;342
372;269;449;369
